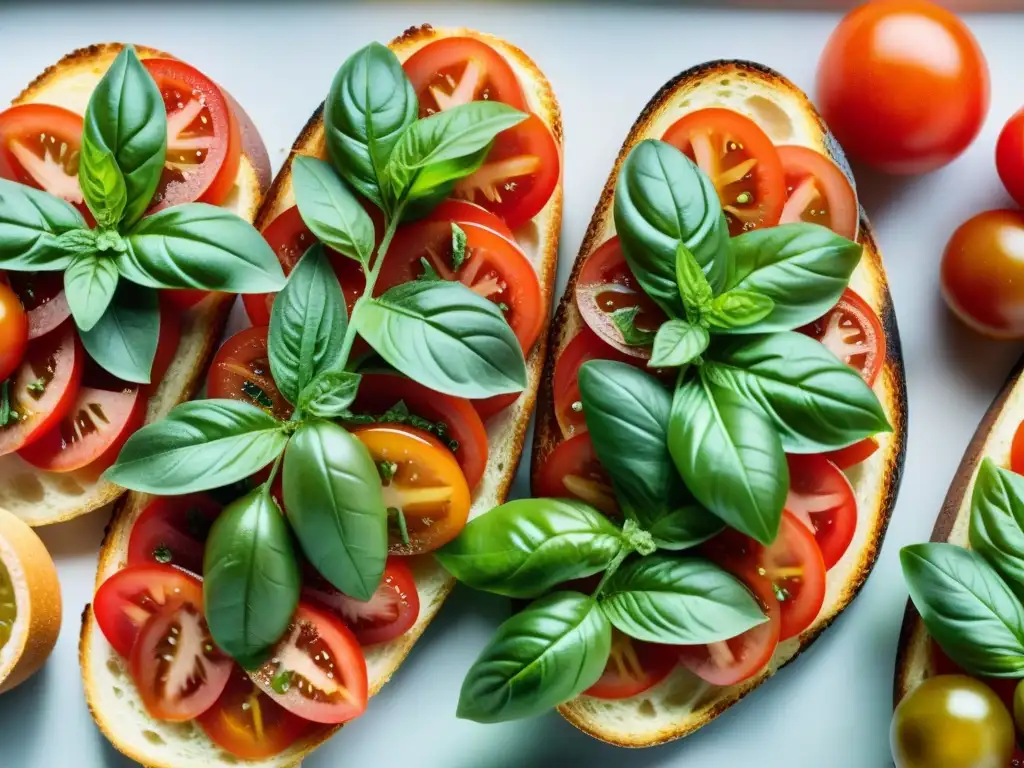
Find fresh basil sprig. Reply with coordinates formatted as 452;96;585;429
969;458;1024;602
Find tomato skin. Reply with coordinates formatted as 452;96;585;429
784;454;858;570
427;199;515;241
816;0;989;174
824;437;879;470
7;272;70;341
1012;421;1024;476
799;288;885;386
997;109;1024;209
584;631;677;700
532;433;618;517
207;326;292;420
126;494;222;575
0;281;28;382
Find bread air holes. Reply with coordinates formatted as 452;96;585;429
745;95;793;142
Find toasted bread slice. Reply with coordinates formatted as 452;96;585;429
0;43;271;526
894;357;1024;706
79;25;562;767
530;60;907;747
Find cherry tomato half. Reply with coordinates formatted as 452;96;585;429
0;281;28;382
799;288;885;386
662;108;786;235
784;454;858;570
777;145;858;241
532;433;618;517
816;0;989;174
207;326;291;420
7;272;70;341
584;630;677;700
126;493;222;576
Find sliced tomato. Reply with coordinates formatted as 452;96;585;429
0;280;28;382
1012;420;1024;476
7;272;70;340
18;386;145;473
147;297;183;391
347;372;487;490
198;666;313;759
248;601;368;725
552;328;644;439
777;145;858;240
143;58;241;211
207;326;292;420
798;288;885;387
703;510;827;641
784;454;857;570
824;437;879;470
532;433;618;517
454;113;559;229
584;630;677;700
0;103;87;216
244;205;367;327
354;425;472;555
471;393;519;423
402;36;528;116
662;108;786;236
130;598;233;721
677;562;781;686
0;323;83;456
303;557;419;646
126;494;222;575
93;563;205;657
378;220;543;354
162;289;211;310
426;198;515;241
575;236;666;358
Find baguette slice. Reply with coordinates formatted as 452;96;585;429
531;60;907;747
894;357;1024;706
0;43;271;526
80;25;562;768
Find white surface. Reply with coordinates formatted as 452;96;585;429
0;2;1021;766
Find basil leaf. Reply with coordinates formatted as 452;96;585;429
283;420;387;601
291;156;375;266
64;254;118;332
969;458;1024;603
269;244;347;404
79;281;159;383
457;592;612;723
675;242;714;316
0;179;87;270
636;501;725;551
204;487;300;663
356;280;526;398
105;400;288;493
613;140;729;315
120;203;285;292
668;372;788;544
901;543;1024;677
325;42;417;211
600;555;766;644
385;101;527;202
299;370;361;419
704;332;890;453
436;499;623;599
724;223;862;332
80;46;166;228
707;290;774;331
610;306;657;346
649;318;709;368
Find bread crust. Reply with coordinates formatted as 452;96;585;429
533;60;907;746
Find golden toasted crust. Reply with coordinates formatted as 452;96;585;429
532;60;907;746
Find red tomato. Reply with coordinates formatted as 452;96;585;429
662;108;786;235
816;0;989;174
18;386;145;473
941;210;1024;339
130;598;233;721
126;494;222;575
426;198;515;241
777;145;858;240
403;37;527;115
7;272;70;340
552;328;644;439
377;220;543;354
574;237;667;358
584;631;677;700
471;392;519;423
784;454;858;570
703;511;827;641
348;372;487;491
93;563;205;657
303;557;419;646
147;297;183;391
207;326;292;420
997;109;1024;209
0;323;83;456
1012;421;1024;476
0;281;28;382
161;289;210;310
0;103;88;216
143;58;241;210
824;437;880;470
677;561;781;686
532;433;618;517
799;288;885;386
243;206;366;327
248;601;368;725
197;666;313;759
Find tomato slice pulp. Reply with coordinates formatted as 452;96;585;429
784;454;858;570
207;326;292;420
532;433;618;517
126;493;222;575
799;288;885;387
777;145;858;240
8;272;71;341
584;630;677;700
0;280;28;382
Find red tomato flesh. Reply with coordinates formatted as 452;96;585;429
799;288;885;386
777;145;858;241
532;433;618;517
207;326;292;420
824;437;879;470
7;272;70;341
584;631;677;700
126;493;222;576
784;454;858;570
427;198;515;241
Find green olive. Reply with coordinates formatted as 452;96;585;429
892;675;1014;768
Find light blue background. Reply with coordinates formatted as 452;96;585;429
2;2;1023;765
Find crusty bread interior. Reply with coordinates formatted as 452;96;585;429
80;25;562;767
527;61;907;746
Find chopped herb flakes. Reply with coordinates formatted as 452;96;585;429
242;380;275;409
346;399;459;452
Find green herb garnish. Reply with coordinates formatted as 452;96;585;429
451;223;467;271
152;545;173;564
241;380;275;409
